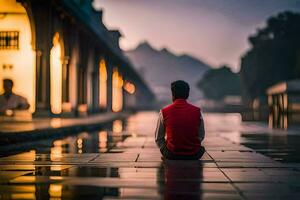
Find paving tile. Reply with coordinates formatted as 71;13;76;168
119;188;160;198
216;162;286;168
262;168;300;176
91;153;139;162
63;177;158;188
224;172;274;182
201;193;243;200
0;153;98;164
235;183;293;193
243;193;300;200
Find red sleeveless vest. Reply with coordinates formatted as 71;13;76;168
161;99;201;155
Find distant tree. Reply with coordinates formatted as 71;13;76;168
240;11;300;101
197;65;241;100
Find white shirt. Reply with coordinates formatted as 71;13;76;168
0;93;30;113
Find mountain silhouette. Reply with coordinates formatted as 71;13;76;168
197;66;241;100
126;42;211;104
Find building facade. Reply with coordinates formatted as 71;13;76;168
267;80;300;129
0;0;155;116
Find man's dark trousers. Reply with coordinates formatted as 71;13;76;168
160;145;205;160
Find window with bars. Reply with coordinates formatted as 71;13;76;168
0;31;19;50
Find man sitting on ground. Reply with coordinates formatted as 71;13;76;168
0;79;30;115
155;80;205;160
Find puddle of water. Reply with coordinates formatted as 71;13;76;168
0;111;158;158
0;184;120;199
203;113;300;163
0;119;129;158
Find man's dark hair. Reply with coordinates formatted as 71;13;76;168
171;80;190;99
3;79;13;87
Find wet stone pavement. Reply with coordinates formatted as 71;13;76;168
0;112;300;199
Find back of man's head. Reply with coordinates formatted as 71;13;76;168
3;79;13;86
171;80;190;100
3;79;13;93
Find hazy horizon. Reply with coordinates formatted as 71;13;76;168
94;0;300;72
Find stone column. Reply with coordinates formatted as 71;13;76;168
30;1;52;116
62;56;70;103
91;56;99;112
106;61;113;113
75;34;89;116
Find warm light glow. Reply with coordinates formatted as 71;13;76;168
53;140;63;146
99;58;107;108
62;102;72;112
0;0;36;113
283;94;288;110
20;150;37;162
112;68;123;112
50;176;63;180
69;54;77;109
77;138;83;153
113;119;123;133
50;32;63;114
78;104;88;113
50;140;63;161
124;81;136;94
50;118;62;128
77;138;83;148
49;184;62;198
5;109;13;116
9;185;36;200
98;131;108;152
51;165;64;171
11;194;35;199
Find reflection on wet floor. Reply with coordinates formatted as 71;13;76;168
240;133;300;163
0;184;120;199
0;119;128;158
206;113;300;163
158;161;204;200
0;112;300;199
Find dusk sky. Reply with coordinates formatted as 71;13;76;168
93;0;300;72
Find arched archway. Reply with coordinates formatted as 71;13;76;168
99;58;107;109
112;67;123;112
0;0;36;113
50;32;64;114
